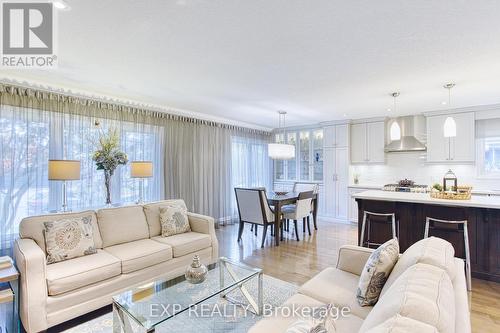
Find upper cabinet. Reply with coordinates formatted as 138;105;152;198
350;121;385;164
323;124;349;148
426;112;475;163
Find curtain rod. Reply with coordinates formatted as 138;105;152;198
0;80;271;135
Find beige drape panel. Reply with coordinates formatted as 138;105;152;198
0;83;271;225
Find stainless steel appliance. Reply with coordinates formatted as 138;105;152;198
383;179;429;193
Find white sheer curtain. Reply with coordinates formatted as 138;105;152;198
0;104;164;251
0;83;272;250
230;135;272;222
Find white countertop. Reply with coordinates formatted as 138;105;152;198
348;184;383;190
352;190;500;209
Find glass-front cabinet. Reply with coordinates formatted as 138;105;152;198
312;130;323;181
274;129;323;182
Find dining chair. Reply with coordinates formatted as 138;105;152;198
292;182;319;230
293;182;319;194
234;187;278;248
282;190;314;241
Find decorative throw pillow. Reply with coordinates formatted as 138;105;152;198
357;238;399;306
43;215;97;264
160;205;191;237
286;304;336;333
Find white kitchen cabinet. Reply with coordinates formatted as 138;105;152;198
323;126;336;148
335;147;349;220
323;124;349;148
350;123;366;163
323;147;336;217
323;147;349;221
350;121;385;164
426;112;475;163
336;124;349;147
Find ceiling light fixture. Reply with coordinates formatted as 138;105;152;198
389;92;401;141
268;111;295;160
443;83;457;138
53;0;70;10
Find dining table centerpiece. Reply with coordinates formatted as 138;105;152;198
92;127;128;205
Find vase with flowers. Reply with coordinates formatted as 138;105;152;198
92;127;128;205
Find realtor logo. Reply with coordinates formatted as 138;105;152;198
1;1;57;67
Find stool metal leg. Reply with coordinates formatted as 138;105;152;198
464;221;472;291
360;211;367;246
391;214;397;239
424;217;430;238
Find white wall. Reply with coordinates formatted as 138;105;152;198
350;150;500;191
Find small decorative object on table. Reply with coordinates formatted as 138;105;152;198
92;127;128;205
353;173;360;184
274;191;288;196
185;255;208;284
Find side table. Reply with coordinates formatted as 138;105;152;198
0;258;19;333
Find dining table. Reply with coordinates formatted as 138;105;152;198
266;191;319;246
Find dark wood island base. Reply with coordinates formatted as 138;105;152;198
355;192;500;283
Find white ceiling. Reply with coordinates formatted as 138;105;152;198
3;0;500;129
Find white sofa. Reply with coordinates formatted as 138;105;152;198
14;199;218;333
249;237;471;333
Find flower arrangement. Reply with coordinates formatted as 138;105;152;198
92;127;128;205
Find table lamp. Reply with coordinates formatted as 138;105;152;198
131;161;153;204
48;160;81;212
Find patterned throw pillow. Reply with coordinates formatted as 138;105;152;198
44;215;97;264
160;205;191;237
286;304;336;333
357;238;399;306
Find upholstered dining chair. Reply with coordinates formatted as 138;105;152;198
282;190;314;241
292;182;319;231
234;187;279;248
293;182;319;194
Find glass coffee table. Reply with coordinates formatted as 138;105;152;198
112;257;263;333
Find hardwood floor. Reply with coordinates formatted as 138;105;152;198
216;219;500;333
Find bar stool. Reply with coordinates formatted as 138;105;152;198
359;211;398;248
424;217;471;291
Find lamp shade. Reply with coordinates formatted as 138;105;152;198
389;121;401;141
268;143;295;160
443;116;457;138
48;160;81;180
130;161;153;178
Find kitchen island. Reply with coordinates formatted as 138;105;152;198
354;190;500;282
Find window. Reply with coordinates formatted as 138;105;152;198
273;129;323;182
287;132;297;180
231;136;272;218
477;118;500;178
0;105;163;243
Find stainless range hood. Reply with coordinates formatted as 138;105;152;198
384;115;427;152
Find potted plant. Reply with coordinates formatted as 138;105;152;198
92;127;128;205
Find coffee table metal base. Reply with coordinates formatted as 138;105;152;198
219;257;263;315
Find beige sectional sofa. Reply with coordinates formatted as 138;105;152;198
14;200;218;333
249;237;471;333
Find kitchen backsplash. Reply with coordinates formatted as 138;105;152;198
350;151;500;191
